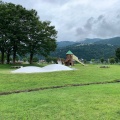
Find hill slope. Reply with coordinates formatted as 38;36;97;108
57;41;77;48
57;37;120;47
95;37;120;45
52;44;118;60
55;37;120;60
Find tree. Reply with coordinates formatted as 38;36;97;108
0;1;7;64
25;18;57;64
109;57;115;64
0;2;57;64
45;56;57;64
52;57;58;64
0;2;29;64
91;59;95;63
6;4;32;64
32;57;39;63
116;48;120;60
100;58;104;63
115;57;119;63
45;56;52;63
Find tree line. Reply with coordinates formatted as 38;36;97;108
0;1;57;64
51;44;120;62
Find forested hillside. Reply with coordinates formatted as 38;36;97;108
51;44;119;61
57;37;120;48
94;37;120;45
54;37;120;61
57;41;77;48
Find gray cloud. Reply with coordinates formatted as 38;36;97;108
76;28;89;40
97;15;104;21
2;0;120;41
84;17;94;30
76;14;120;40
117;14;120;19
41;0;69;5
95;17;120;38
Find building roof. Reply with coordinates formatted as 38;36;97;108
66;50;73;54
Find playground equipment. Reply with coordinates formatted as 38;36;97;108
65;50;85;66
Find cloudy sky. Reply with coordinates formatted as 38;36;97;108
2;0;120;41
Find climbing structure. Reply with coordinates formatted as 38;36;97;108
65;50;74;66
65;50;85;66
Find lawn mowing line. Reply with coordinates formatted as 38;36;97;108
0;80;120;96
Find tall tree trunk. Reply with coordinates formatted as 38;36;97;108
13;47;16;64
7;50;11;64
1;49;4;64
30;53;33;64
13;40;18;64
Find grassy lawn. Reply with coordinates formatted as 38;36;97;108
0;64;120;92
0;64;120;120
0;83;120;120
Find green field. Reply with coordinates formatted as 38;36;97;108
0;64;120;120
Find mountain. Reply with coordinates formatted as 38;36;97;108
80;38;102;44
54;37;120;60
56;38;102;48
57;37;120;48
94;37;120;45
57;41;77;48
51;44;118;61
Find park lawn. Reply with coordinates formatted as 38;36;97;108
0;64;120;92
0;83;120;120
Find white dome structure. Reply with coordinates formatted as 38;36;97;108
11;64;73;73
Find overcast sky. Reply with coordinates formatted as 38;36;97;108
2;0;120;41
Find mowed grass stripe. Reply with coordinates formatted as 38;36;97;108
0;80;119;96
1;64;120;93
0;64;120;119
0;83;120;120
